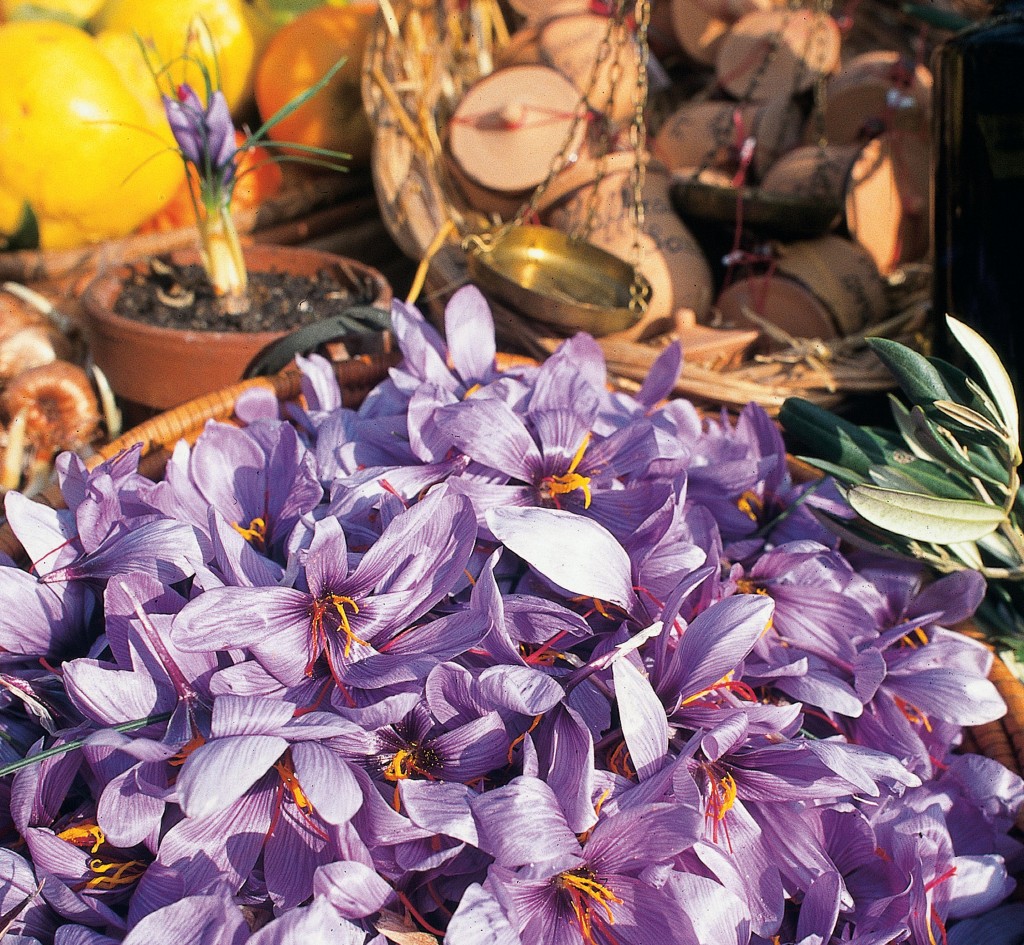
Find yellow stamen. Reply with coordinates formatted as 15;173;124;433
274;754;316;816
384;748;415;783
737;490;763;521
309;593;369;671
57;824;105;854
556;868;623;944
231;517;267;549
463;383;482;399
84;857;146;890
541;433;593;509
901;626;930;648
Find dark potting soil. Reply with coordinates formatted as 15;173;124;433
113;257;380;333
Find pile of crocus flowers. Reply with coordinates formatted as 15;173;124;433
1;287;1022;944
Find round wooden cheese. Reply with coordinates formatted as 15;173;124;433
448;65;586;195
715;9;841;101
816;50;932;146
653;96;803;179
538;13;641;127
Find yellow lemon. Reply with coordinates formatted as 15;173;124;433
93;0;276;117
0;20;184;249
1;0;104;25
95;29;168;129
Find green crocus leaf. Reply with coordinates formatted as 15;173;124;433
847;485;1007;543
947;315;1021;460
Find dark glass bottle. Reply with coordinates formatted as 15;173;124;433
932;0;1024;395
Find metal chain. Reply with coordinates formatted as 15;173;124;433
630;0;651;313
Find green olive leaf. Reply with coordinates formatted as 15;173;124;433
933;399;1012;443
946;316;1020;459
847;485;1007;543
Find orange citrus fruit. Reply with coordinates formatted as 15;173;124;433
253;2;376;167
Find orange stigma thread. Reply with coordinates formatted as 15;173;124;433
606;740;636;780
682;672;758;707
274;753;316;818
894;695;933;732
231;517;267;550
308;592;368;673
167;731;207;769
555;867;623;945
540;433;593;509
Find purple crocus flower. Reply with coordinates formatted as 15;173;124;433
163;84;237;194
437;389;668;542
171;490;478;689
463;776;703;945
141;693;364;913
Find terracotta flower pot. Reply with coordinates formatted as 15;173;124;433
81;244;392;413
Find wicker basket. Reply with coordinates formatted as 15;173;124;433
361;0;959;415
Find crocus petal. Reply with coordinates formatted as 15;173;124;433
445;882;522;945
176;734;287;818
671;594;775;699
3;491;79;575
477;664;565;715
40;521;207;586
147;778;274;902
313;860;394;919
436;398;542;481
210;694;296;738
432;711;510;781
97;768;165;849
398;780;479;846
62;661;168;725
290;741;363;825
947;903;1024;945
614;658;669;780
247;896;366;945
795;870;842;942
486;506;637;610
662;871;750;945
636;341;683;409
588;802;702;874
444;285;497;384
263;800;333;911
471;777;581;868
121;886;249;945
175;588;313;686
946;854;1016;919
